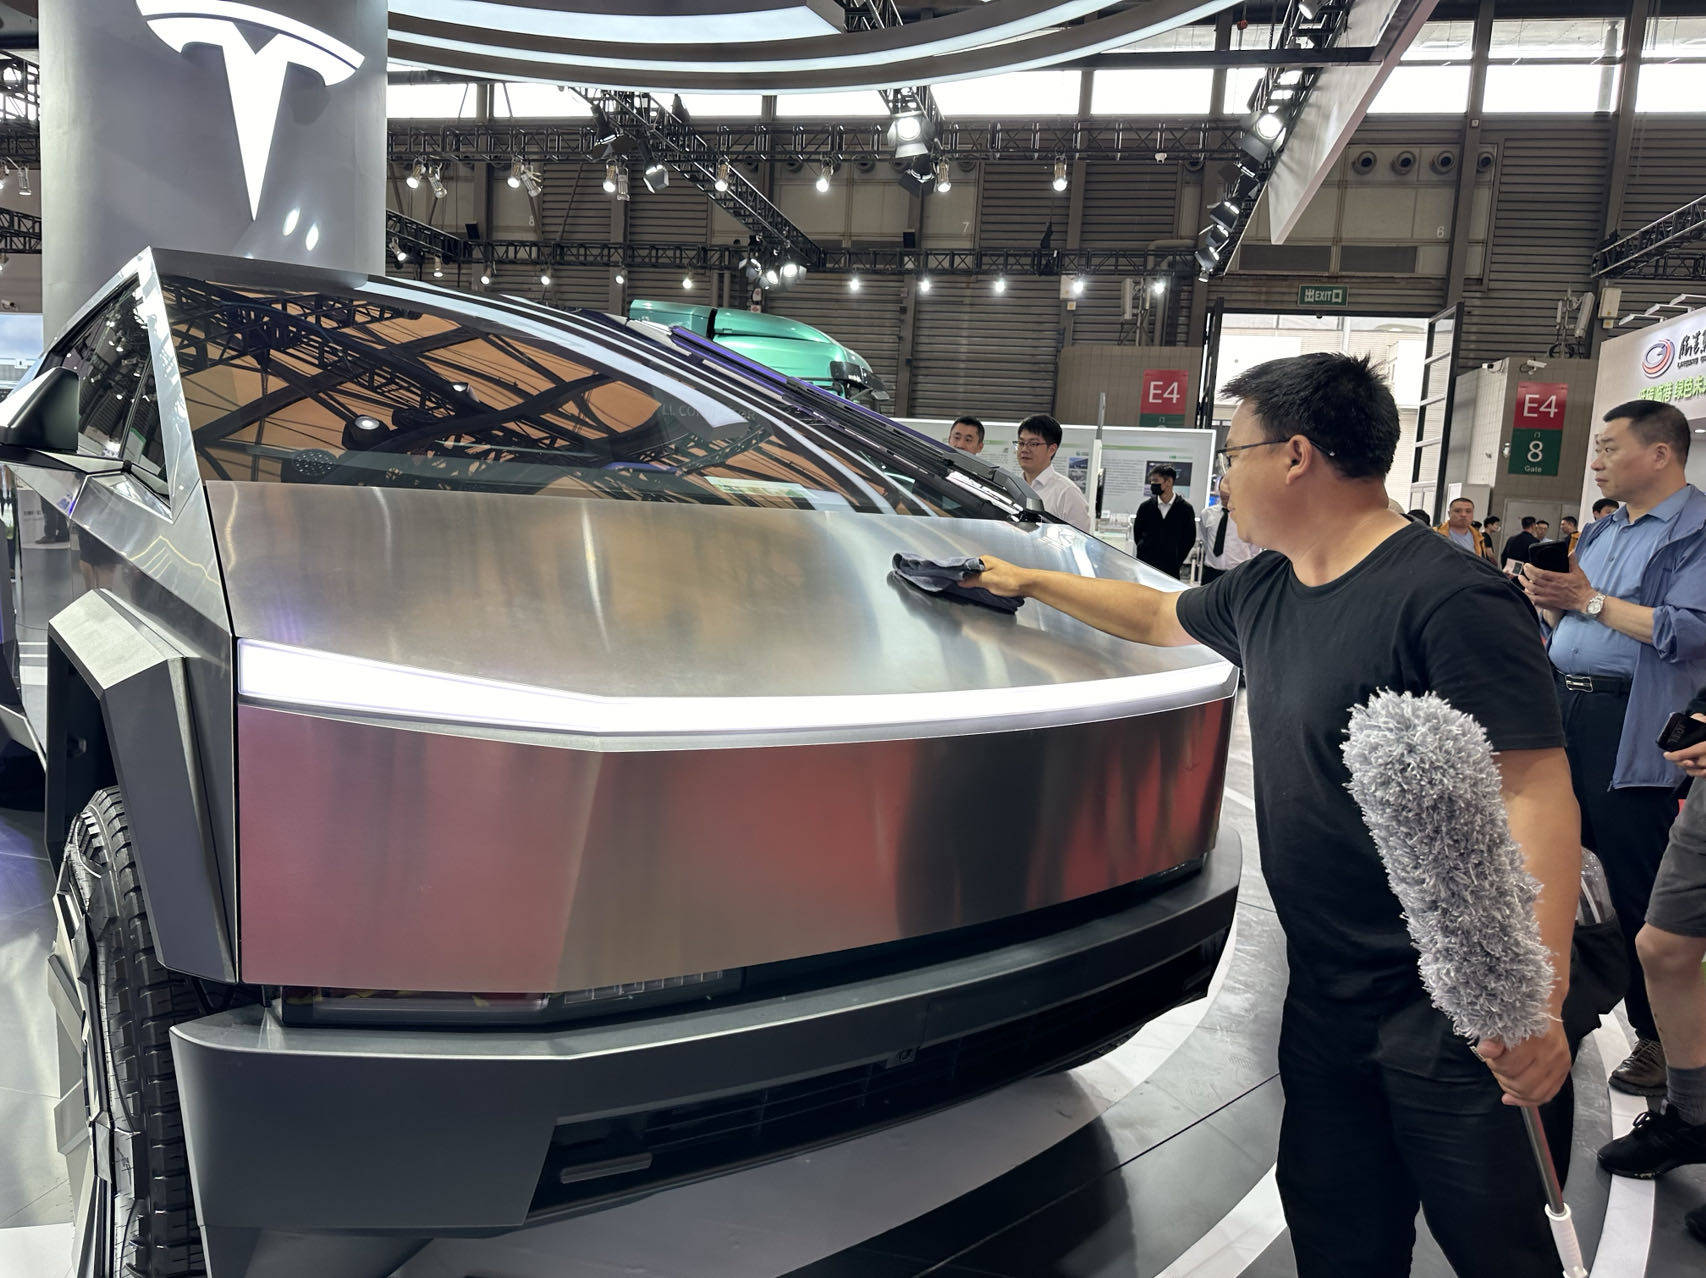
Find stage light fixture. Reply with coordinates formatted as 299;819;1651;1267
507;157;524;189
1151;278;1167;295
1209;200;1242;233
429;255;444;279
848;275;861;292
763;267;780;287
615;271;626;284
993;276;1006;295
406;159;426;190
1205;224;1231;251
1070;277;1086;297
540;268;553;286
616;167;631;201
479;267;492;286
918;276;932;294
644;161;670;194
682;274;695;290
1051;159;1069;193
1253;111;1284;142
816;162;833;193
603;162;619;194
934;159;952;193
714;160;730;193
781;261;800;280
390;238;408;263
428;164;448;200
888;110;932;160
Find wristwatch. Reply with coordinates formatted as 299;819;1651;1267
1584;592;1607;619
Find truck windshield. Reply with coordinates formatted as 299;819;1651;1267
160;275;961;516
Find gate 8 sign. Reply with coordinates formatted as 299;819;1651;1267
1508;380;1568;476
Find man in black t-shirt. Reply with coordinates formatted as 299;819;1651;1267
967;353;1583;1277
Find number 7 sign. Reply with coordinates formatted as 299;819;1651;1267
1508;381;1567;476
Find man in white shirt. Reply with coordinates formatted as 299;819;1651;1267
1015;414;1093;532
1199;499;1259;583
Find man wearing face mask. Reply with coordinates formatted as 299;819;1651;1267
1130;465;1197;579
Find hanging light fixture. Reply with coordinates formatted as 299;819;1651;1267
603;162;619;194
918;276;932;294
1051;159;1069;193
848;275;862;292
992;276;1006;295
429;255;445;279
540;267;553;286
934;159;952;193
682;273;695;290
714;160;730;193
428;163;448;200
781;261;800;281
406;158;427;190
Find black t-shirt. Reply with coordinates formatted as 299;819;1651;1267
1177;520;1564;1006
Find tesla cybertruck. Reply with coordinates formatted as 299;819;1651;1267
0;249;1239;1277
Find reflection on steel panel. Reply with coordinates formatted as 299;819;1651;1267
237;696;1231;993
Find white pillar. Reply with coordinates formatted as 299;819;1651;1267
40;0;386;334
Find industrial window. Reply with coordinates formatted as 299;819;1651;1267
1368;20;1473;114
673;93;766;119
385;82;476;120
1090;69;1213;115
774;91;890;119
492;83;592;118
1219;22;1279;114
1637;18;1706;113
931;71;1081;117
1482;18;1622;114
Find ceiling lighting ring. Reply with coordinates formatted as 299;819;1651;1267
384;0;1235;93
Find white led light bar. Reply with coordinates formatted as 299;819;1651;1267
237;639;1234;742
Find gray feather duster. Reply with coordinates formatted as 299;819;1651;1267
1342;690;1556;1045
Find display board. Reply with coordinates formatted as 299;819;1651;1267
901;417;1216;522
1581;306;1706;517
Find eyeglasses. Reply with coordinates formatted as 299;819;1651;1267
1215;437;1335;471
1015;437;1050;450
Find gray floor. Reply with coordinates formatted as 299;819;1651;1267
1;702;1703;1277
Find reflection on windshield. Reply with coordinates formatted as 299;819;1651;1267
160;277;947;515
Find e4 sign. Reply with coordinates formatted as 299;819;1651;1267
1139;369;1189;428
1509;381;1567;476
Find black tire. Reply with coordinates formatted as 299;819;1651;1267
56;786;205;1278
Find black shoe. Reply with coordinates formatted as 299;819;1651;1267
1610;1037;1669;1097
1598;1108;1706;1179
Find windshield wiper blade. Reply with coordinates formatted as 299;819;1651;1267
667;326;1045;522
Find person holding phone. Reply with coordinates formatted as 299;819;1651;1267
1597;689;1706;1247
1522;400;1706;1097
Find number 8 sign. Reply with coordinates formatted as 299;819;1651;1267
1508;380;1567;477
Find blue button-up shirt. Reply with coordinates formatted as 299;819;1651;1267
1550;486;1693;677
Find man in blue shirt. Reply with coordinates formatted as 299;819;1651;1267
1523;399;1706;1096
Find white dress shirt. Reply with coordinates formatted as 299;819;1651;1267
1199;503;1259;571
1024;466;1094;533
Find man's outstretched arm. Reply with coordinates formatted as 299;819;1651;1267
969;555;1196;647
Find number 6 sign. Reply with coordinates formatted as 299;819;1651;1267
1508;381;1567;477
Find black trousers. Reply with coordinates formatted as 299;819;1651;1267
1201;565;1226;584
1556;682;1678;1042
1278;992;1572;1277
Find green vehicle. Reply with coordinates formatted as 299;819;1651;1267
628;299;891;407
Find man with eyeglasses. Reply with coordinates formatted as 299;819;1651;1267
1013;414;1092;533
965;352;1582;1277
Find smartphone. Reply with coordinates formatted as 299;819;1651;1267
1526;539;1571;574
1657;711;1706;753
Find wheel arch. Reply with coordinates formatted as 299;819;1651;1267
47;590;235;983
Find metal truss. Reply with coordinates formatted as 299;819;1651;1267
388;118;1244;166
388;212;1194;278
579;89;824;268
0;206;38;253
1594;194;1706;278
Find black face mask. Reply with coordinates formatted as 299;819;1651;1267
1150;482;1164;497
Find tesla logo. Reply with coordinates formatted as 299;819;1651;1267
1643;340;1676;379
136;1;364;219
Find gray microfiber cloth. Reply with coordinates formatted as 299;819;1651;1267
891;554;1023;615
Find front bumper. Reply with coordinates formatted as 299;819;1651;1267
173;827;1239;1238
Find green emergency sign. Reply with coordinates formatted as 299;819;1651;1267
1298;285;1348;308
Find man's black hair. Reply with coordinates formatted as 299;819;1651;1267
1593;498;1618;516
1149;464;1179;482
1605;399;1691;463
1448;496;1474;509
1560;515;1578;530
1017;414;1063;448
1406;509;1432;524
1484;515;1501;526
1520;516;1536;529
951;415;985;444
1222;352;1400;481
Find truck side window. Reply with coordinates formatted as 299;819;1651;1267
52;286;168;492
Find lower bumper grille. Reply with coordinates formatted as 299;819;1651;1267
529;934;1225;1218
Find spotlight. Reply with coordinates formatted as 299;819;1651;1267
1070;277;1086;297
1196;244;1223;274
603;162;618;194
429;255;444;279
428;164;448;200
540;268;553;286
887;110;932;159
1253;111;1285;142
615;271;626;285
918;276;932;294
682;274;695;290
14;168;26;197
714;160;730;193
934;159;952;193
1205;224;1232;251
508;157;542;196
406;159;426;190
390;237;408;263
993;276;1006;295
1151;278;1167;295
616;167;630;202
763;267;780;287
815;162;833;194
507;157;524;189
644;161;670;194
353;416;382;432
1209;199;1242;233
479;267;492;286
849;275;862;292
781;261;800;280
1051;159;1069;193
